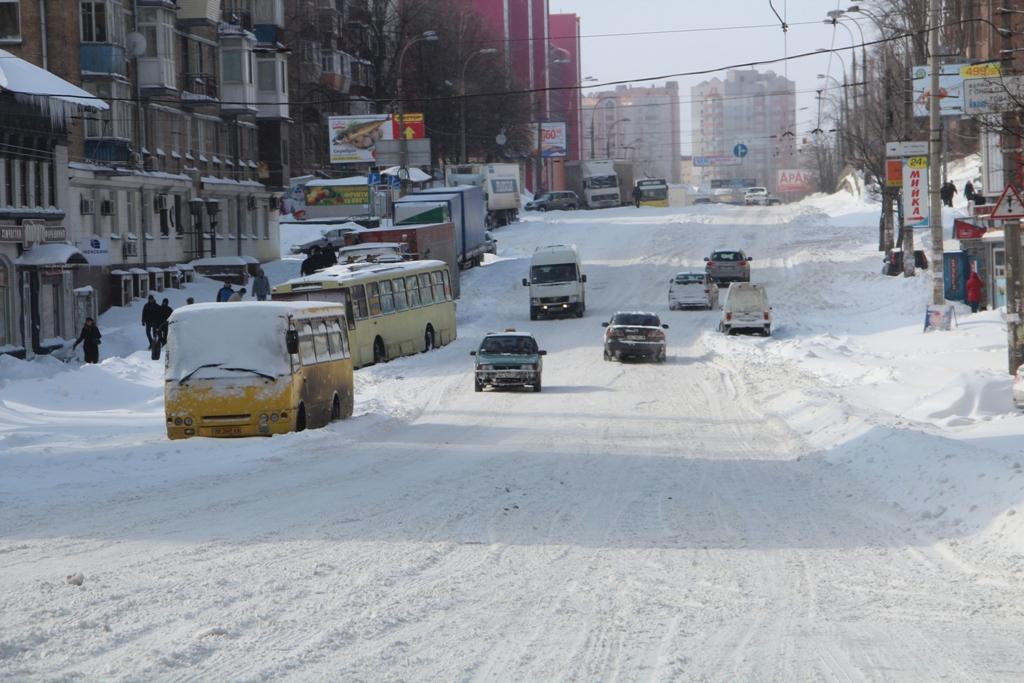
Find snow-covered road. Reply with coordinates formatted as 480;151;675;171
3;198;1024;680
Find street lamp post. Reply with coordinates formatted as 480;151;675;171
459;48;498;163
396;30;438;179
588;95;614;159
606;118;630;159
189;197;205;259
205;198;221;258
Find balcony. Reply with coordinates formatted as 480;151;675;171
180;72;220;109
80;43;127;77
138;57;177;94
84;139;131;164
253;25;282;46
177;0;220;25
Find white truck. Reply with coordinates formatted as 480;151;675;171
444;163;522;226
565;160;620;209
522;244;587;320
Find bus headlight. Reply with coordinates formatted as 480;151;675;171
270;413;280;422
174;417;183;426
184;417;193;426
259;413;269;424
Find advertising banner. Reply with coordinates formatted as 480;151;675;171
531;122;567;158
710;178;757;190
395;113;426;140
902;156;929;228
77;237;111;266
329;115;393;164
886;159;904;187
964;75;1024;115
912;64;968;117
775;169;814;193
304;184;370;207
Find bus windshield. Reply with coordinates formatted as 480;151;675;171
166;306;292;382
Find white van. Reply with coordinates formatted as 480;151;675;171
522;244;587;319
719;283;771;336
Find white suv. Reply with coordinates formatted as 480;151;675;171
744;187;769;206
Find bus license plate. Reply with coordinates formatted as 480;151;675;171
212;426;243;436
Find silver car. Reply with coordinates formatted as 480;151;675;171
704;250;751;285
668;272;718;310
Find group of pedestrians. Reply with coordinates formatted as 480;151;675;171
216;268;270;302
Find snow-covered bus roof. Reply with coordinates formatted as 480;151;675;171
273;259;448;293
165;302;346;382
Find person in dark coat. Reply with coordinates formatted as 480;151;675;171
141;294;160;346
632;185;642;208
966;271;984;313
157;298;173;345
73;317;102;364
300;249;317;276
964;181;975;203
216;281;235;302
252;267;271;301
940;181;956;207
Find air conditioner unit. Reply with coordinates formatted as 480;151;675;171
100;199;116;216
247;196;257;210
143;156;158;172
154;194;168;212
122;240;138;257
80;197;95;215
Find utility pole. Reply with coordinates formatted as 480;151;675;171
881;45;895;253
1001;6;1023;373
927;0;944;300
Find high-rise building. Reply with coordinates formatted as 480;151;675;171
583;83;681;184
691;69;796;193
549;13;582;163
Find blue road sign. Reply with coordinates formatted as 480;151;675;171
367;171;381;186
389;174;401;188
733;143;749;158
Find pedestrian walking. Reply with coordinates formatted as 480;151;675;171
632;185;642;208
964;181;975;203
216;281;234;302
940;181;956;208
228;287;247;302
252;267;271;301
300;249;317;276
141;294;160;346
157;298;173;345
966;271;984;313
72;317;102;364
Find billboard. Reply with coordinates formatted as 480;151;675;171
902;156;929;228
964;75;1024;115
328;114;428;164
710;178;757;189
304;183;370;207
776;169;814;193
531;122;567;158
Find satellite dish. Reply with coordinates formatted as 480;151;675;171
495;132;507;146
126;32;147;57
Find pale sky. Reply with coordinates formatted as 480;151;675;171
550;0;864;153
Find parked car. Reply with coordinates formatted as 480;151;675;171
744;187;769;206
525;191;579;212
718;283;772;336
669;272;719;310
602;311;668;362
692;196;714;205
289;224;365;254
470;330;546;392
704;250;751;285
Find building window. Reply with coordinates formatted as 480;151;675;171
83;80;132;141
81;1;108;42
257;59;275;91
0;0;20;42
222;50;242;82
0;255;12;348
138;7;174;60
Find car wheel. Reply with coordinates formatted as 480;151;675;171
295;404;307;432
423;325;435;353
330;394;342;422
657;349;666;363
764;325;772;336
373;337;387;364
474;378;483;392
603;347;611;361
533;376;542;392
530;308;538;321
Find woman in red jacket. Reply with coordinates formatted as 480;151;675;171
966;271;984;313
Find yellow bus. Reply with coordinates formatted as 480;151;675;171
272;259;457;368
164;302;354;439
636;178;669;207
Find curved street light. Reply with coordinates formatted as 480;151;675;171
588;94;616;159
606;117;631;159
397;30;439;176
459;47;498;163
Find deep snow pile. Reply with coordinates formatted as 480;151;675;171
3;191;1024;679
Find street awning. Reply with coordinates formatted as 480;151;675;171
15;243;88;266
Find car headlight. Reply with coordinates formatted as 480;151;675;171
184;417;193;426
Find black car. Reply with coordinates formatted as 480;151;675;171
602;312;668;362
525;191;579;212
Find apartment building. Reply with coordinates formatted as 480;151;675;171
691;69;796;194
584;82;681;184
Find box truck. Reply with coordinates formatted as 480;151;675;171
393;185;488;268
565;160;620;209
445;163;522;226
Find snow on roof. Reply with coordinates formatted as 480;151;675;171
277;259;446;289
190;256;249;267
176;263;195;270
129;268;149;275
146;266;164;273
240;255;260;264
339;242;403;252
305;177;368;188
111;269;130;275
166;302;346;383
0;50;108;128
14;244;88;266
380;166;433;183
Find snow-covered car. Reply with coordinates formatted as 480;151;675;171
704;250;751;285
669;272;718;310
1013;366;1024;409
289;224;365;254
336;242;408;264
471;330;546;392
719;283;772;336
744;187;769;206
602;311;668;362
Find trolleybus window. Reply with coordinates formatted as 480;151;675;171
419;273;433;305
350;285;368;320
406;275;421;307
442;270;452;300
431;271;445;302
299;323;316;365
327;318;347;358
313;321;330;360
366;282;382;316
380;280;395;314
393;278;408;311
